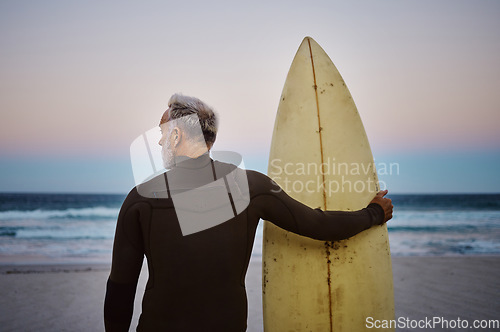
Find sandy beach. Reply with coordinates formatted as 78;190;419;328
1;256;499;331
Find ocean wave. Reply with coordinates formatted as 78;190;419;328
0;206;120;221
0;227;18;237
394;209;500;220
0;225;115;240
15;234;113;240
388;225;481;233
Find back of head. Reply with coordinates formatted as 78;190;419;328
161;94;218;147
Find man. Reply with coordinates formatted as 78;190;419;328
104;94;393;331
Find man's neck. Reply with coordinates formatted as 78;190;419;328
176;144;209;160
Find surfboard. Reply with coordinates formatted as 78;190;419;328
262;37;395;331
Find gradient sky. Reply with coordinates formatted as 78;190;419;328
1;0;499;193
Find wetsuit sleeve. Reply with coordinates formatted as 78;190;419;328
249;171;385;241
104;190;146;332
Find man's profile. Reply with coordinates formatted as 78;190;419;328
104;94;393;331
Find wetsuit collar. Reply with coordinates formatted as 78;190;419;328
173;153;212;169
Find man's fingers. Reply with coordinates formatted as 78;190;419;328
376;190;388;197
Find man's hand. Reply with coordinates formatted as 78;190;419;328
370;190;393;223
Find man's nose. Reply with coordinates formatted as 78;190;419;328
158;139;162;146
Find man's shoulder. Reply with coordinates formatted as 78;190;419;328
127;171;169;201
242;169;283;197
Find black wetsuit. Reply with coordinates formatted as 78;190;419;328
104;154;385;331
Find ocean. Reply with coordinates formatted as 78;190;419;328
0;193;499;264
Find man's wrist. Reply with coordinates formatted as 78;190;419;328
367;202;385;225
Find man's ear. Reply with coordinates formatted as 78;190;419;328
171;127;182;147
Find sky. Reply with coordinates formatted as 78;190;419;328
1;0;499;194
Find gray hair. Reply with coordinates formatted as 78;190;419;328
160;94;218;146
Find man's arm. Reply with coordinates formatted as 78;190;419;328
104;189;146;331
249;171;393;241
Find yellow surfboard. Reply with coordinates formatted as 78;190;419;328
262;37;395;331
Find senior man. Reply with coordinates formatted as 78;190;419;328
104;94;393;331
